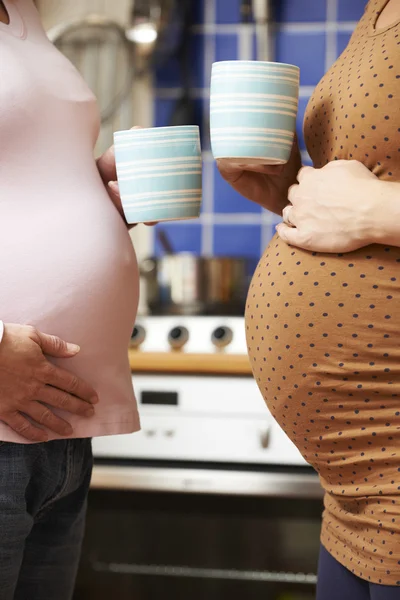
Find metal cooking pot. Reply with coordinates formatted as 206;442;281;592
140;253;250;316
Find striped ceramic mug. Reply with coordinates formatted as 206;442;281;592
210;60;300;165
114;126;203;224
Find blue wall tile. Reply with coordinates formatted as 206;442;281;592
151;0;360;259
337;0;367;22
155;97;204;130
199;97;211;149
215;34;238;62
193;98;206;133
189;34;206;88
193;0;205;25
275;31;326;86
155;223;202;256
154;98;176;127
275;0;327;23
337;32;352;56
200;160;213;215
155;56;181;88
216;0;242;24
213;164;262;214
297;96;310;151
263;220;280;247
213;225;262;257
155;34;205;89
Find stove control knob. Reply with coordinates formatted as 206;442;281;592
211;326;233;349
131;324;146;349
168;326;189;350
260;429;270;450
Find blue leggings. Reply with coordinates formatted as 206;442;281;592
317;545;400;599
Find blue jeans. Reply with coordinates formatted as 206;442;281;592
317;545;400;599
0;438;92;600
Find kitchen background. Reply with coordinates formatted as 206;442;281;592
35;1;371;599
38;0;368;272
152;0;367;261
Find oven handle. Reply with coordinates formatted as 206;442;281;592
91;465;323;499
91;561;318;585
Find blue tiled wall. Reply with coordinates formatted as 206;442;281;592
153;0;367;259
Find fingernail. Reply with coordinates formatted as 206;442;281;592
64;425;73;436
90;396;99;405
108;181;119;194
85;407;95;417
67;343;80;354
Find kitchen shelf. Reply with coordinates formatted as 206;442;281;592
129;350;253;376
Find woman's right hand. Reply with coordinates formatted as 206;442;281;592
216;137;302;216
0;324;98;442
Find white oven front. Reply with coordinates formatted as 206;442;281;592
92;375;307;466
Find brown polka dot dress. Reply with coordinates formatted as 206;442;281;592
246;0;400;586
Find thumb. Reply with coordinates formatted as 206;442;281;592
108;180;120;198
276;223;301;247
36;331;80;358
97;145;116;184
216;160;244;184
98;125;143;184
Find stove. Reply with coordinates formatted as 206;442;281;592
92;316;307;468
128;315;248;354
85;318;321;600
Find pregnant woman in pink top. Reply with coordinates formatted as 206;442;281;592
0;1;140;597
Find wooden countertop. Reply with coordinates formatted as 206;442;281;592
129;349;253;376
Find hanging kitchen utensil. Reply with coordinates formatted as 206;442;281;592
125;0;186;76
156;229;175;255
241;0;253;23
47;15;135;124
239;0;255;66
126;0;161;77
252;0;274;61
169;0;197;127
150;0;186;71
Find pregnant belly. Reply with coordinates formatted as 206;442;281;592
246;235;400;495
0;194;139;361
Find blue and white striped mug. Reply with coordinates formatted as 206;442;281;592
114;126;203;224
210;60;300;165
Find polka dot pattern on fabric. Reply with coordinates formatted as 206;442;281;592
245;0;400;589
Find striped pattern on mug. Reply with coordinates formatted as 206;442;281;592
114;126;203;224
210;61;300;165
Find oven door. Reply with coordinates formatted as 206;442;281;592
74;464;323;600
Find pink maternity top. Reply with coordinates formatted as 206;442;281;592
0;0;140;442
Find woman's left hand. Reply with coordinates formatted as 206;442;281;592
96;143;126;220
96;127;157;229
276;160;381;253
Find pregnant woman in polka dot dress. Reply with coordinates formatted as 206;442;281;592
218;1;400;598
